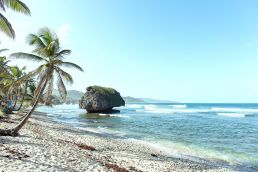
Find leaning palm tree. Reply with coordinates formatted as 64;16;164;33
0;27;83;136
0;0;30;38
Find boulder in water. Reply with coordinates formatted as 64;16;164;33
79;85;125;113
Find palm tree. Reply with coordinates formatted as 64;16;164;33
0;27;83;136
0;60;35;111
0;49;9;73
0;49;10;98
5;66;27;111
0;0;30;39
0;67;20;113
16;78;36;111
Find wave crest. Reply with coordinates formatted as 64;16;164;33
217;113;246;118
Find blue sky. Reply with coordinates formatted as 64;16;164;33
1;0;258;103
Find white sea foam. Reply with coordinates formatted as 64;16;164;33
142;104;210;114
97;126;108;130
145;109;210;114
98;113;129;118
77;126;121;135
99;113;110;117
141;105;258;115
217;113;246;118
110;114;130;118
212;107;258;113
143;105;176;114
76;127;103;134
126;138;181;157
143;104;157;110
169;104;187;108
126;138;235;163
126;104;143;108
57;109;80;113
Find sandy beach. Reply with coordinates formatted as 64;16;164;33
0;112;235;172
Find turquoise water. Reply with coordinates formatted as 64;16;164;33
37;103;258;171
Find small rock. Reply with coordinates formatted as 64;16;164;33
151;153;158;157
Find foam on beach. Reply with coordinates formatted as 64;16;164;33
76;127;104;134
126;138;243;165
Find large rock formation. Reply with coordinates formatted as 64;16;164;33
79;85;125;113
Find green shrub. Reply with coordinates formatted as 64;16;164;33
90;85;116;96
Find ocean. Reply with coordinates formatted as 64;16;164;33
37;103;258;171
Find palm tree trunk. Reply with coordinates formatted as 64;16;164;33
17;96;24;111
17;81;28;111
0;75;49;136
10;95;17;111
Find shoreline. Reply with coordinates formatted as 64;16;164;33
0;111;235;171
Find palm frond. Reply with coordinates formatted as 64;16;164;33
55;67;74;84
38;27;57;45
0;48;8;54
9;65;45;91
10;52;45;62
0;72;12;81
9;66;18;77
27;34;46;48
0;58;10;74
36;65;48;82
56;71;67;100
55;49;71;59
49;40;59;52
3;0;30;15
26;34;48;57
0;13;14;38
0;0;6;11
21;66;26;71
3;60;10;66
58;61;84;72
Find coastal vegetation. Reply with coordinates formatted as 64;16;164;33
88;85;117;96
0;26;83;136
